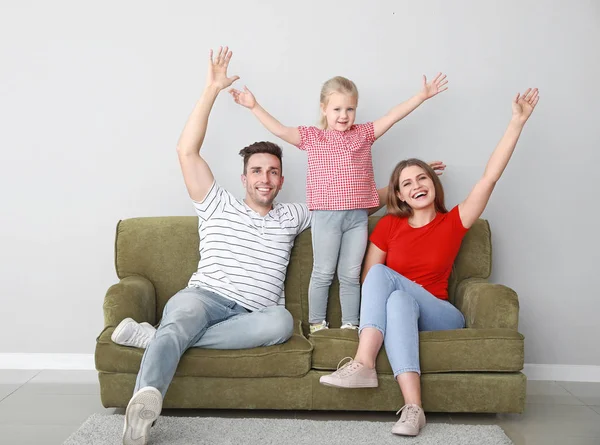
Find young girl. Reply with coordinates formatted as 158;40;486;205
319;88;539;437
230;74;447;333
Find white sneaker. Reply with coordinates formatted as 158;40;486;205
391;404;426;436
319;357;378;388
123;386;162;445
340;323;358;330
310;320;329;334
111;318;156;348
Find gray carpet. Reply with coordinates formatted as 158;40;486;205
64;414;513;445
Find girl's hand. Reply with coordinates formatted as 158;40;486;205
512;88;539;125
206;46;240;91
420;73;448;100
229;86;257;109
428;160;446;176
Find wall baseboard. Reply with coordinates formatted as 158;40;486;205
0;354;95;370
1;354;599;382
522;364;600;382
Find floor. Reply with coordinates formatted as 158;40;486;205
1;370;600;444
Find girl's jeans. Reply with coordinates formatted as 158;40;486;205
309;209;368;325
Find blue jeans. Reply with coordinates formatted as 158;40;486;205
134;287;294;397
309;209;368;325
359;264;465;377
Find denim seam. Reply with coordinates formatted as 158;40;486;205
358;323;385;337
393;367;421;378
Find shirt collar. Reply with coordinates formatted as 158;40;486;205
243;200;278;220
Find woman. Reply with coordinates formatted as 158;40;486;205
319;88;539;437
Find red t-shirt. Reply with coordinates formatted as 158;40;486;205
369;206;468;300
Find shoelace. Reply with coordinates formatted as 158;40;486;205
396;404;420;425
129;327;151;347
332;357;359;377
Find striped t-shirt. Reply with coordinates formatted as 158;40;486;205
187;181;312;311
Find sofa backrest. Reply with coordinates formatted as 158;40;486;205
114;216;492;324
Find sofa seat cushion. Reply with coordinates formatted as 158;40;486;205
310;328;524;374
96;327;313;378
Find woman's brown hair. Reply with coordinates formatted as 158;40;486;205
387;158;448;217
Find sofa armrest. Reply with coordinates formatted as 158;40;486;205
103;275;156;328
454;278;520;330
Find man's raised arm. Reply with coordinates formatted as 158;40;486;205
176;47;240;202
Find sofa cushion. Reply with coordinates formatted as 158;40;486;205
96;328;313;378
309;328;524;374
112;216;492;325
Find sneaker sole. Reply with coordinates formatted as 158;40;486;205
111;318;134;344
391;418;426;436
391;423;425;436
123;388;162;445
391;428;419;436
319;378;378;388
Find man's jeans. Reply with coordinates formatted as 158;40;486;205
359;264;465;377
308;209;368;325
135;287;294;396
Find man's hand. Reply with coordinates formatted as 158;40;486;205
206;46;240;91
230;86;257;109
428;160;446;176
420;73;448;100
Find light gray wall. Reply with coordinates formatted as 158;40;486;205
1;0;598;366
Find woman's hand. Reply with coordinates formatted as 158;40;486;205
511;88;539;125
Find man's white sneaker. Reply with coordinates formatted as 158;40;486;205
391;404;426;436
123;386;162;445
111;318;155;349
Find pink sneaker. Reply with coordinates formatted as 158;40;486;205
391;404;426;436
319;357;378;388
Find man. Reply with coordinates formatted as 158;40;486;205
114;47;315;445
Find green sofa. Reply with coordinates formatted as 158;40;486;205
95;216;525;413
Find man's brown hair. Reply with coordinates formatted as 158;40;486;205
239;141;283;174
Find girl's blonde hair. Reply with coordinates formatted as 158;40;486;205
319;76;359;129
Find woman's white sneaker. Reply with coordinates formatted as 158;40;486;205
391;404;426;436
319;358;378;388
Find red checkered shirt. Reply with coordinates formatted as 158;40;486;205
296;122;379;211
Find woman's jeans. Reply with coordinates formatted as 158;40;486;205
359;264;465;377
309;209;368;325
135;287;294;397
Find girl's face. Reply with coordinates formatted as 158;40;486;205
397;165;436;210
321;92;357;131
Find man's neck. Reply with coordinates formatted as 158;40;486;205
243;199;273;217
